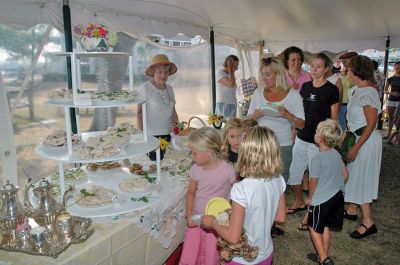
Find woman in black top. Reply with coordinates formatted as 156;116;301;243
287;53;339;215
383;62;400;139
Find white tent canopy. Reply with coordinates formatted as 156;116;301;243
1;0;400;52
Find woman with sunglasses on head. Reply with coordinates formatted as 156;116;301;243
248;58;304;238
248;57;305;184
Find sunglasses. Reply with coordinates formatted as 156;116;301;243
262;57;279;64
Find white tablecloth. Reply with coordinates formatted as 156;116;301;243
0;147;191;265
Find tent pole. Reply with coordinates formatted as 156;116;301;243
210;27;216;113
258;40;265;85
63;0;77;133
377;36;390;130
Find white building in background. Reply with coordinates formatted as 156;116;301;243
148;33;202;47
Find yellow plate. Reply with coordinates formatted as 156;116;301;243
205;197;231;217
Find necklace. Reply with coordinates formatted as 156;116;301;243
288;70;300;83
157;88;173;105
151;81;173;105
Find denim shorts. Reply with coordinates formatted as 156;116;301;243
215;102;236;118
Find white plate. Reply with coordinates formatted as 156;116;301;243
72;148;121;160
261;106;281;118
91;99;135;106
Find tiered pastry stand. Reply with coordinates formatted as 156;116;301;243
35;52;162;217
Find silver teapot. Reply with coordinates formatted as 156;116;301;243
0;180;26;245
24;177;63;227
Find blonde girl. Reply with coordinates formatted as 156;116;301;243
221;118;243;164
202;126;286;265
179;127;236;265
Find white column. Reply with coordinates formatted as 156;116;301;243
58;161;65;199
129;55;134;92
0;71;18;185
142;102;148;142
156;148;161;183
77;57;82;92
71;52;78;104
64;107;73;158
75;108;81;134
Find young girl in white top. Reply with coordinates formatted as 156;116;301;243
179;127;236;265
202;126;286;265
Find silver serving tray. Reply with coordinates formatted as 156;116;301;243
0;216;94;258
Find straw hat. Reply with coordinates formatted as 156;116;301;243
145;54;177;77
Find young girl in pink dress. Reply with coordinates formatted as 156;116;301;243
179;127;236;265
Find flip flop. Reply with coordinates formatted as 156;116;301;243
286;206;307;214
306;253;320;263
298;222;309;231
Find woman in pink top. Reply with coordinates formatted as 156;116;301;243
283;46;312;91
283;46;312;193
179;127;236;265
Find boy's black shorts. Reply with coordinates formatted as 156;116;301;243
308;191;344;234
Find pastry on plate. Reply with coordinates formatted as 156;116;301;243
119;178;151;192
73;185;118;208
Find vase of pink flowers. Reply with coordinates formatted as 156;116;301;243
74;24;118;52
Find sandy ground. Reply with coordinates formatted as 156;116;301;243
273;137;400;265
1;80;399;264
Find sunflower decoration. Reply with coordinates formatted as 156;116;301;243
159;137;169;151
208;113;225;129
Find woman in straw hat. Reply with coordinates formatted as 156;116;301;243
137;54;179;160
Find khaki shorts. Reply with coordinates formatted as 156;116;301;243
288;137;319;185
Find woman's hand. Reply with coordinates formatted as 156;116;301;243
201;215;216;228
251;109;263;120
186;215;197;228
338;131;347;148
278;106;294;121
346;145;360;163
227;59;235;73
